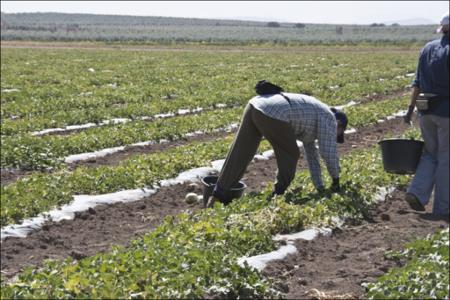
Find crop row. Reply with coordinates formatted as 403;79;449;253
366;228;449;299
1;95;409;170
0;104;416;231
0;140;418;299
1;47;416;134
0;96;411;226
1;107;242;170
0;134;235;226
0;17;436;44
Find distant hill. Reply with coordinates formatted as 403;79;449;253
0;12;438;44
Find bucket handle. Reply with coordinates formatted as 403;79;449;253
403;118;416;140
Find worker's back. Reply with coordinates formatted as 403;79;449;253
249;93;336;142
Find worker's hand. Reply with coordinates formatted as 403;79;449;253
403;105;415;124
267;191;278;201
330;177;340;193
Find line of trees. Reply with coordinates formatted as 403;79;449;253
267;22;306;28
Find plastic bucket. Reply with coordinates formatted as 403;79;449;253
201;175;247;207
378;139;424;174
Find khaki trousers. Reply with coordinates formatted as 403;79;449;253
214;104;300;203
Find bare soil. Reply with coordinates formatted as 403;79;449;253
0;41;419;53
264;188;448;299
1;169;38;187
1;117;416;280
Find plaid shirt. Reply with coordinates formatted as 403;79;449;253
249;93;339;188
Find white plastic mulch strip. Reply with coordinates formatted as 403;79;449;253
31;104;230;136
1;135;292;239
237;244;297;271
237;228;333;271
31;119;130;136
374;186;396;202
253;150;275;161
30;99;359;137
52;99;362;162
0;188;157;239
335;100;359;110
64;122;239;164
32;123;98;135
0;162;223;239
237;185;399;272
2;89;20;93
273;228;333;242
2;107;404;239
344;128;357;134
378;109;408;123
64;146;127;163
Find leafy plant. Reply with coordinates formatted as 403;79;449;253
365;228;449;299
1;143;417;299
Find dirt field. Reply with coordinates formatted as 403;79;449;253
264;188;448;299
1;117;425;283
0;41;419;53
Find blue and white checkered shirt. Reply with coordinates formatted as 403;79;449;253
249;93;339;188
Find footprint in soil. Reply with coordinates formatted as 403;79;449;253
380;213;391;221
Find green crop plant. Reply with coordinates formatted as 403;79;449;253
366;227;449;299
1;137;418;299
0;109;416;227
1;107;244;170
0;120;416;228
343;96;407;127
1;95;409;170
2;47;416;135
0;135;234;226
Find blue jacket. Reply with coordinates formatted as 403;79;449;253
412;35;449;117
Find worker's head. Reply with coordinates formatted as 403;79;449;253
331;108;348;143
437;12;449;35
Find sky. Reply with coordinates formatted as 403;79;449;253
1;1;449;25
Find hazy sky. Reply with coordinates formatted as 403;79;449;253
1;1;448;24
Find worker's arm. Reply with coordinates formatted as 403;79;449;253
303;141;324;190
404;86;421;123
409;86;421;107
317;122;340;191
405;49;424;123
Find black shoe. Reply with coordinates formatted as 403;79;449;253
419;213;449;223
405;193;425;211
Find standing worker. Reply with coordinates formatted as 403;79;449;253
403;12;449;217
207;80;348;207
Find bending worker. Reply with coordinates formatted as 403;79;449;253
207;81;348;207
403;12;449;217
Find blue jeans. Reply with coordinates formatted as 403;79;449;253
408;114;449;215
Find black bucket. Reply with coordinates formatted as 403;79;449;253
379;139;424;174
201;175;247;207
